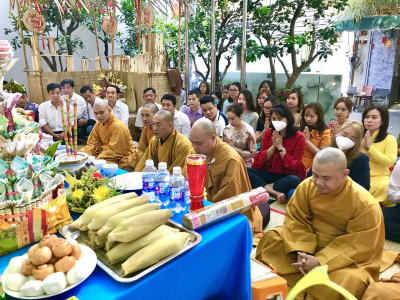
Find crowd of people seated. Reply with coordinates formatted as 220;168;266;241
36;77;400;298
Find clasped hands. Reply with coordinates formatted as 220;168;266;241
292;252;320;275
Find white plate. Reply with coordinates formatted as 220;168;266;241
112;172;142;191
2;244;97;299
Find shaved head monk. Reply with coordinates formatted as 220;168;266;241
137;103;159;161
256;147;384;299
135;110;194;173
81;100;137;171
188;119;264;245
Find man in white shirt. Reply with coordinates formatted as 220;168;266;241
199;96;228;138
60;79;89;139
39;83;65;141
135;88;162;132
80;85;99;135
160;94;190;138
106;84;129;127
383;162;400;243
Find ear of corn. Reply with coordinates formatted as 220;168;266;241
107;209;173;243
105;240;118;252
71;192;137;231
121;232;190;276
97;203;159;236
87;195;148;231
106;225;179;264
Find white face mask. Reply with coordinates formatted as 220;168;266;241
272;121;287;132
336;136;355;151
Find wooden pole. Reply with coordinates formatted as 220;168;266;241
111;36;115;70
210;0;216;90
92;9;101;57
16;4;29;73
178;0;181;71
240;0;248;88
184;0;189;100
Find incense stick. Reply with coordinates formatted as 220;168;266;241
74;100;78;158
60;98;70;156
65;95;73;156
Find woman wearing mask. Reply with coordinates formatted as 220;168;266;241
300;102;331;172
256;96;279;144
258;80;275;96
223;103;257;167
248;103;306;203
362;105;397;207
238;90;259;131
211;90;224;112
222;82;241;114
286;88;304;127
327;97;353;137
306;120;370;191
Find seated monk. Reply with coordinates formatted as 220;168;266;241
135;110;194;173
256;147;384;300
81;100;137;172
137;103;158;161
188;119;265;245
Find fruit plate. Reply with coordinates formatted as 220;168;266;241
59;220;202;283
2;244;96;299
112;172;142;192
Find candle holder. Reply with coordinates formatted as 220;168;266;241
186;154;207;211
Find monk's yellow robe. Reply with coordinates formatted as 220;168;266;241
135;129;194;174
137;126;154;162
366;131;397;207
256;177;384;300
81;114;137;169
201;138;263;245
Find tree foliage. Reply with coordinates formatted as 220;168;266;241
248;0;347;88
4;2;84;71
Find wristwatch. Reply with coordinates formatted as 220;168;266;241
279;147;286;153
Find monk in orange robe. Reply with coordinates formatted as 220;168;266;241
137;103;158;161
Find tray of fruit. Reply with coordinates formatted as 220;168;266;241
2;235;96;299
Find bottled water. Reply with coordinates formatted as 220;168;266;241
169;167;186;213
185;181;191;205
155;162;170;208
142;159;157;202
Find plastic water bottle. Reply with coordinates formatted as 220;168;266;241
155;162;170;208
142;159;157;202
169;167;186;213
185;181;191;205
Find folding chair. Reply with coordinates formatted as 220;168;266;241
354;86;373;111
372;88;390;106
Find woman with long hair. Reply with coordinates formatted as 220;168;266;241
286;88;304;127
300;102;331;171
248;102;306;203
222;85;230;101
255;88;272;116
238;90;259;131
256;96;279;144
258;80;275;96
327;97;353;137
222;82;241;114
223;103;257;167
199;81;210;98
362;105;397;207
211;90;224;112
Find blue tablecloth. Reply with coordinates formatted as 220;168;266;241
0;170;253;300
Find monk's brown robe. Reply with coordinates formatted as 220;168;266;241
256;177;385;300
137;125;154;162
81;114;137;168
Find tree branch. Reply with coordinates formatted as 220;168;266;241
220;56;232;83
277;55;290;79
191;53;206;81
289;2;304;70
196;44;210;76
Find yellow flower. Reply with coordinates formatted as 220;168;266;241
92;185;109;202
73;189;84;199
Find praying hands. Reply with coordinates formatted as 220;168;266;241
292;252;320;275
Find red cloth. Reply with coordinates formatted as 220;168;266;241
252;129;306;180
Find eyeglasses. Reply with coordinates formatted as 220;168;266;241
229;89;239;92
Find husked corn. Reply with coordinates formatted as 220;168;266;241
106;225;179;264
87;195;148;231
107;209;173;243
121;232;190;276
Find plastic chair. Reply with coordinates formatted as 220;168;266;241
286;265;357;300
346;86;357;98
372;88;390;106
251;259;288;300
354;86;373;110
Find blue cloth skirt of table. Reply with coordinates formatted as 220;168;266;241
0;169;253;300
